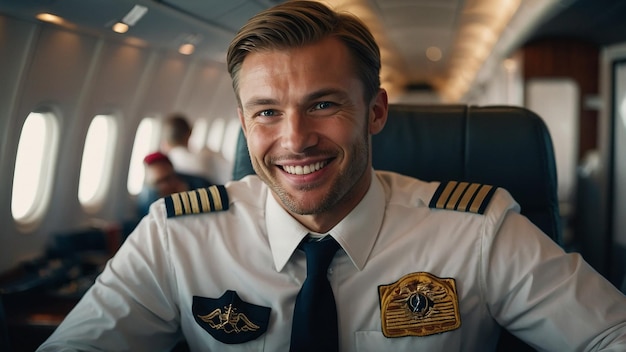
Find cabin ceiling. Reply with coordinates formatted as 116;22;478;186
1;0;625;102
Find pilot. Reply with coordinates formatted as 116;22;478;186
39;1;626;351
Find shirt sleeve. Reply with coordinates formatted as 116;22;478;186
37;201;182;352
483;211;626;351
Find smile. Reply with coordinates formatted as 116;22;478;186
282;161;328;175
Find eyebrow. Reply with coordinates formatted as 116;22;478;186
243;98;278;112
243;88;348;111
305;88;348;102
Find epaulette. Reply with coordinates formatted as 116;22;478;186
429;181;497;215
165;185;229;218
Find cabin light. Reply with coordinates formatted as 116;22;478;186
426;46;442;62
112;22;129;34
36;13;64;25
111;5;148;34
179;43;195;55
177;33;201;55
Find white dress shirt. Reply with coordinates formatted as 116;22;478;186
38;170;626;351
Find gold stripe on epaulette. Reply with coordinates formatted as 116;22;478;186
208;185;223;211
189;190;200;214
198;188;211;212
165;185;229;218
469;185;493;213
180;191;191;214
430;181;496;215
435;181;457;209
172;192;183;216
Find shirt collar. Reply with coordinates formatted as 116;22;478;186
266;169;385;272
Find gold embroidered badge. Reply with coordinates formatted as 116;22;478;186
378;272;461;337
197;303;261;334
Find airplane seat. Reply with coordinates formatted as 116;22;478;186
232;104;562;351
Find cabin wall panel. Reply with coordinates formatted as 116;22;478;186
208;73;239;121
0;16;35;169
137;52;190;119
86;43;152;113
174;61;225;122
0;16;39;272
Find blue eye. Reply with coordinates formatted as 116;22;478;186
314;101;332;110
258;110;276;117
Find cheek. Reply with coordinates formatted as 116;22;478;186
245;127;272;160
330;121;367;148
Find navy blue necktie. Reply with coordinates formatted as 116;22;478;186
290;236;340;352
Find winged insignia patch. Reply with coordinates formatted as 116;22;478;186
192;290;271;344
197;304;261;334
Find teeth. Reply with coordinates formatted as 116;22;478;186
283;161;327;175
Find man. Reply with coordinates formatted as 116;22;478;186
39;1;626;351
136;151;211;218
161;113;232;184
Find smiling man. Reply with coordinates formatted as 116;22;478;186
236;35;387;232
39;1;626;351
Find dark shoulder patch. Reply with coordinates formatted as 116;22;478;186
429;181;497;215
165;185;229;218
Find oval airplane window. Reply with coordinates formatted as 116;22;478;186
127;117;159;196
206;117;225;152
78;114;118;209
189;118;208;153
12;111;60;229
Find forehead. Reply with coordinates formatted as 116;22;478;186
237;37;359;99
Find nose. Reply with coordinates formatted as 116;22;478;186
280;112;318;153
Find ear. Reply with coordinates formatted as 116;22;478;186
369;89;388;135
238;108;248;137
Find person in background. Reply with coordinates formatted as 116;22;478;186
136;151;211;218
39;1;626;351
161;113;232;184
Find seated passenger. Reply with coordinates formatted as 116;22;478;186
136;151;211;218
161;113;232;184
